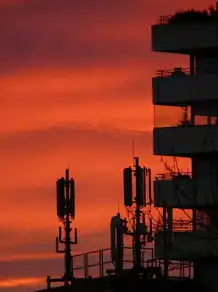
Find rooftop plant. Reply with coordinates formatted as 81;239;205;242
168;4;218;24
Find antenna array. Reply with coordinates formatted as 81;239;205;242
46;169;78;289
110;157;153;274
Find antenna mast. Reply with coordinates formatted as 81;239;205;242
122;157;152;271
46;169;78;289
134;157;143;270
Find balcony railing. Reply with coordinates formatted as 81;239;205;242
155;172;191;181
154;105;192;128
154;104;218;128
72;247;155;278
173;220;193;231
155;220;193;232
156;67;191;77
72;246;192;279
156;15;174;25
155;67;218;77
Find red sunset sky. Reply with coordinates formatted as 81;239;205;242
0;0;212;291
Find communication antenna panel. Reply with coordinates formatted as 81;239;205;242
70;178;75;220
123;167;133;207
135;165;146;207
110;214;124;271
57;177;66;220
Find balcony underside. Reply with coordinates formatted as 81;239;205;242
152;22;218;53
153;74;218;106
155;231;218;260
154;178;218;208
153;125;218;157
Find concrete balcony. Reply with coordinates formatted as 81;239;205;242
154;174;218;208
155;231;218;260
152;17;218;53
153;125;218;156
153;70;218;106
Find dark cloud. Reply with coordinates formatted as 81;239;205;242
0;0;202;74
0;0;211;73
0;229;109;278
0;178;120;210
0;227;58;257
0;257;63;279
0;126;154;197
0;0;151;73
0;126;152;158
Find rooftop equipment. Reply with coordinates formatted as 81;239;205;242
46;169;78;289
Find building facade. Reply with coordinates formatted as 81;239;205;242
151;5;218;291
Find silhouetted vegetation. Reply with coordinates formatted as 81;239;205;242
168;4;218;24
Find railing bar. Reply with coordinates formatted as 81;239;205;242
72;248;110;258
72;266;86;271
72;246;136;259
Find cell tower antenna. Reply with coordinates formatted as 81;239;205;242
46;168;78;289
120;157;153;274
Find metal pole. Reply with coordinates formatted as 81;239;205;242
134;158;141;271
163;206;168;278
64;169;72;283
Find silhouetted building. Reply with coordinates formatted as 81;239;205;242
152;3;218;292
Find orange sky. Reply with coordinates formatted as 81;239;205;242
0;0;212;291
